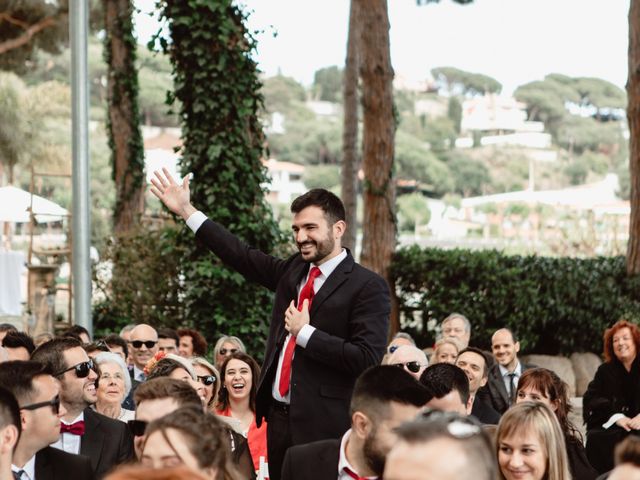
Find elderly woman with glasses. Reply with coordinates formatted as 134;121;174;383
93;351;135;422
384;345;428;380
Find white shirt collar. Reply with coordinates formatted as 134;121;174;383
13;454;36;480
337;429;378;480
499;361;522;377
313;248;347;279
61;411;84;425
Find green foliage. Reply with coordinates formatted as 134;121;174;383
431;66;502;96
303;165;340;190
268;116;342;165
312;66;343;103
262;74;307;114
447;96;462;134
93;224;186;337
397;193;431;232
152;0;283;360
395;131;453;195
392;247;640;354
556;115;624;155
442;150;490;197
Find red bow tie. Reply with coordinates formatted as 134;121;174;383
60;420;85;435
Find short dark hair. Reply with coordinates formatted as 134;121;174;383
0;386;21;440
0;361;51;404
216;352;261;413
2;331;36;355
31;337;83;377
104;334;129;359
133;377;202;409
147;358;192;381
158;328;180;346
350;365;429;420
420;363;470;406
61;325;91;342
290;188;346;225
0;324;17;334
176;328;208;357
457;347;489;378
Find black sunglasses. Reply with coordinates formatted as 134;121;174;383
55;360;94;378
130;340;157;349
21;395;61;415
219;348;238;356
127;419;148;437
388;345;399;354
197;375;216;386
392;361;424;374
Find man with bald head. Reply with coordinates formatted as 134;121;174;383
386;345;428;380
128;324;159;382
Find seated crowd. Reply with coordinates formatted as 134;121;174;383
0;315;636;480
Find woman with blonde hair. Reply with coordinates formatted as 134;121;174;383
430;337;462;365
496;401;571;480
191;356;220;411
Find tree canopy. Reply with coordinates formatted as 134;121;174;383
431;66;502;96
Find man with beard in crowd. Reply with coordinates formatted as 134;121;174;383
280;366;428;480
151;171;390;480
31;338;134;478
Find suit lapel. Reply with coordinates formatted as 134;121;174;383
317;440;341;479
309;254;353;319
35;448;53;480
491;368;510;405
80;408;103;472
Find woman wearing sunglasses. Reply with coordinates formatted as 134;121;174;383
141;407;242;480
216;352;267;477
213;335;246;371
191;357;220;411
93;352;135;422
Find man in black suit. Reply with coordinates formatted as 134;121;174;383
456;347;501;424
0;361;94;480
31;338;134;478
151;170;390;480
487;328;535;414
281;366;428;480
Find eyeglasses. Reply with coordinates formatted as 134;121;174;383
21;395;61;415
55;360;95;378
392;361;424;373
219;348;237;356
127;419;148;437
197;375;216;386
130;340;157;349
388;345;399;354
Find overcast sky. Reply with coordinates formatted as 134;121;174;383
135;0;630;95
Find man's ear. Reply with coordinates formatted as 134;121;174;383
0;425;19;454
514;341;520;353
480;376;488;388
333;220;346;240
351;411;371;439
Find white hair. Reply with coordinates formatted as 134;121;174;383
94;351;132;397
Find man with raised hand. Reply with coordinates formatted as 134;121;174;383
151;169;390;480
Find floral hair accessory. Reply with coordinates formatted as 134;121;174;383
143;351;167;376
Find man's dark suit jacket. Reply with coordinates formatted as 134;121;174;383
470;395;501;425
196;219;390;445
486;361;535;414
35;446;94;480
281;438;340;480
80;408;134;478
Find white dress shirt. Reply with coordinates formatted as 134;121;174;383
50;411;84;455
499;361;522;398
12;455;36;480
337;429;378;480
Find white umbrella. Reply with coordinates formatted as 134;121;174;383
0;185;68;223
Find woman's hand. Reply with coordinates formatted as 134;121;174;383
628;413;640;430
616;416;633;431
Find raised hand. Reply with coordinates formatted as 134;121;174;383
149;168;196;220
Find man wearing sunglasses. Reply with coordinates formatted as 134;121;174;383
0;361;94;480
152;173;390;480
31;338;134;478
128;324;159;382
386;345;428;380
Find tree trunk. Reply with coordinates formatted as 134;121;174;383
358;0;398;336
105;0;144;235
341;0;360;252
628;0;640;274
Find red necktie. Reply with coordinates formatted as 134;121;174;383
344;467;368;480
278;266;322;397
60;420;85;435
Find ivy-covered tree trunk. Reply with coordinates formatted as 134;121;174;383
340;0;360;251
358;0;398;334
156;1;280;358
104;0;144;235
628;0;640;274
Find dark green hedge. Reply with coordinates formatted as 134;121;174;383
391;247;640;354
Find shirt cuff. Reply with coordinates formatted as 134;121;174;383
186;211;207;233
296;325;316;348
603;413;626;429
